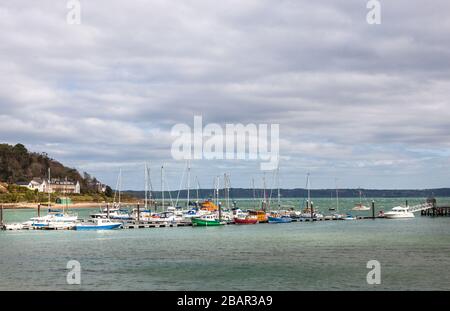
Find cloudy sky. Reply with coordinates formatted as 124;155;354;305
1;0;449;190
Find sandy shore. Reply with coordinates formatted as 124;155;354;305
0;202;139;209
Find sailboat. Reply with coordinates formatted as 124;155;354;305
93;170;132;220
352;189;370;211
23;169;78;229
300;173;324;219
246;176;269;223
191;176;225;226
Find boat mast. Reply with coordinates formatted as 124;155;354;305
306;172;314;218
307;173;311;209
118;169;122;208
195;176;200;205
252;178;257;209
64;177;67;214
147;165;153;209
113;170;120;208
161;165;164;212
216;176;220;207
263;172;266;211
335;178;339;213
217;175;222;221
187;160;191;208
277;166;281;209
48;168;51;210
144;163;148;209
226;173;231;210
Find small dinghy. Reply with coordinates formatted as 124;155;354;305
343;213;357;220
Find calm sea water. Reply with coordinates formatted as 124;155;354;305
1;197;450;291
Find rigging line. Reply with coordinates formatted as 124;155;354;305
175;161;188;207
164;176;175;207
195;176;201;202
113;169;120;205
268;169;276;210
148;166;154;201
300;173;309;209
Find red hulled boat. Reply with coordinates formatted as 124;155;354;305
234;215;258;225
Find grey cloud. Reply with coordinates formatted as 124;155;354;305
0;0;449;189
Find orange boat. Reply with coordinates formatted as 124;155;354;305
200;200;219;212
248;210;268;223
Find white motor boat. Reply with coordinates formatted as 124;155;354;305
46;221;76;230
300;210;324;219
384;206;414;219
4;223;24;230
92;210;132;221
147;211;183;223
24;212;78;229
352;204;370;211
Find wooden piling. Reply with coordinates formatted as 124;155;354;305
107;203;110;218
372;200;375;219
38;203;41;217
0;204;3;226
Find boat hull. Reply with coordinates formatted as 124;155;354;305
248;211;268;223
268;216;292;223
234;218;258;225
191;218;223;227
74;223;122;231
384;213;414;219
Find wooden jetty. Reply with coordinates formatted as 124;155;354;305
420;198;450;216
123;221;192;229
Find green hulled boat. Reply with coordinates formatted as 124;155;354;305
191;215;224;227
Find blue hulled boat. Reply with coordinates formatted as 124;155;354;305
74;218;122;231
268;215;293;223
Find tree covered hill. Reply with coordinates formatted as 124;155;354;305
0;143;109;195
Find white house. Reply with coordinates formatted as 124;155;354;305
17;178;81;194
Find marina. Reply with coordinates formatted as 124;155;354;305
0;198;446;232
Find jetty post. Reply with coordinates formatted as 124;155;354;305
38;203;41;217
1;204;3;227
107;203;110;218
218;202;222;222
137;203;140;223
371;200;375;219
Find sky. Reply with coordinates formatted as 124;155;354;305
1;0;449;190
